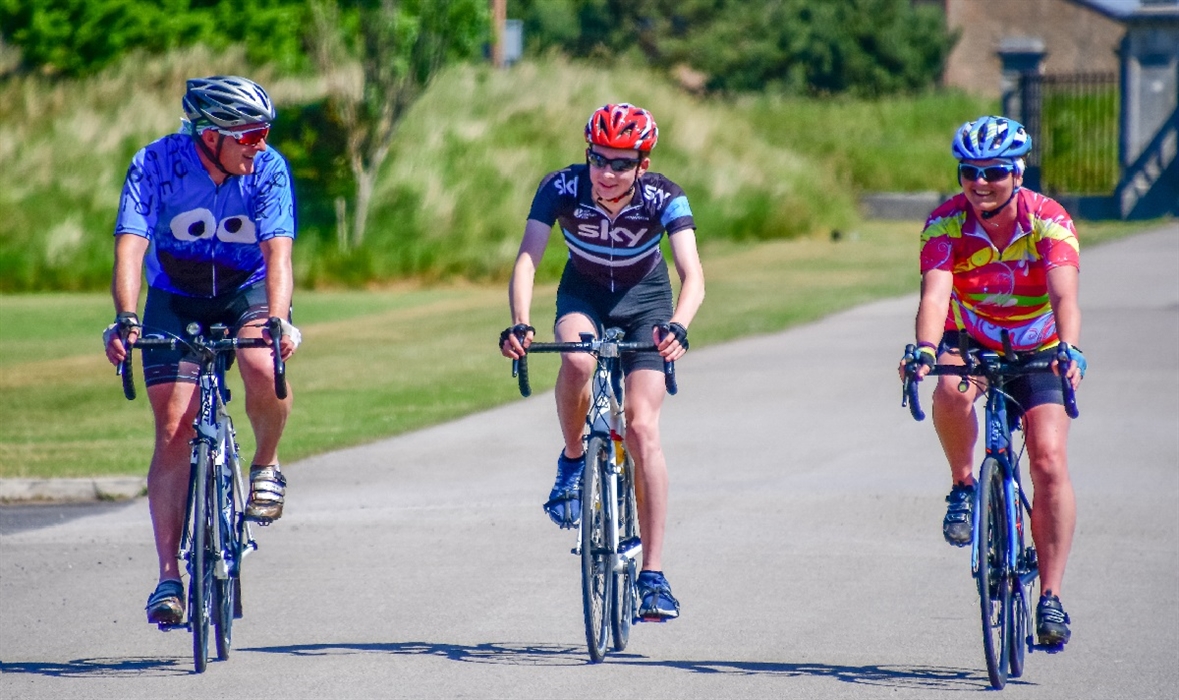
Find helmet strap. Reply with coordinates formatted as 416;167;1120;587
193;131;234;180
596;184;635;205
980;185;1019;221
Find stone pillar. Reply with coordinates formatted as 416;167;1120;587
998;37;1046;121
1118;13;1179;218
997;37;1046;192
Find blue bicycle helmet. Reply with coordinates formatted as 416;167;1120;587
952;116;1031;161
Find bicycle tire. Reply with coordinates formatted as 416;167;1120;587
611;450;637;651
190;442;213;673
1008;493;1030;678
977;456;1010;689
1009;578;1028;678
213;435;237;660
581;436;611;663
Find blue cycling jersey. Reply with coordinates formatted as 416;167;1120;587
528;164;695;292
114;133;297;298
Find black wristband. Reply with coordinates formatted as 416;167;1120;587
115;311;140;329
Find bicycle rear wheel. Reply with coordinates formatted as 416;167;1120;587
611;450;637;652
581;436;611;663
190;443;213;673
977;457;1010;689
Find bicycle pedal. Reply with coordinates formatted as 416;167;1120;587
1031;642;1066;654
570;546;581;556
156;621;189;632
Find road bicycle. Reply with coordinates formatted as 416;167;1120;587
902;331;1078;689
119;318;286;673
509;326;677;663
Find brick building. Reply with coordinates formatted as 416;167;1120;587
932;0;1142;96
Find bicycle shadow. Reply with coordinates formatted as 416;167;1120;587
0;656;190;678
240;640;1024;691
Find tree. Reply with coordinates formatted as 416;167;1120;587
508;0;955;97
307;0;488;249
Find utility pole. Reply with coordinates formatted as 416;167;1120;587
491;0;506;68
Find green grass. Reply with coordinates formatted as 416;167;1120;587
0;217;1162;479
3;48;1001;291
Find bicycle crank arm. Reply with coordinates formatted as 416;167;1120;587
612;538;642;572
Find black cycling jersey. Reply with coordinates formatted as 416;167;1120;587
528;164;695;292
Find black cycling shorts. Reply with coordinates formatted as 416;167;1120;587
141;282;271;387
938;331;1065;416
555;259;673;374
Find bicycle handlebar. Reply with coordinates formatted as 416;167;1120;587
901;342;1080;422
119;329;285;401
511;339;678;397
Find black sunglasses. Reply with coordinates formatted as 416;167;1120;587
958;163;1016;183
586;149;642;172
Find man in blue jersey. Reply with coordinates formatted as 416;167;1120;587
499;103;706;621
102;76;300;626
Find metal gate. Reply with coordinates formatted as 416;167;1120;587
1020;72;1119;195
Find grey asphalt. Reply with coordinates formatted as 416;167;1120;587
2;226;1176;698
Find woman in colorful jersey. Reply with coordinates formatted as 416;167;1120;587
902;116;1085;647
500;103;706;621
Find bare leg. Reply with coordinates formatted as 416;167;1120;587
624;369;669;572
235;328;292;467
1023;403;1076;596
146;382;199;583
554;314;596;459
930;351;982;486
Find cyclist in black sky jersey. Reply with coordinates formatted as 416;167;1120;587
500;103;706;621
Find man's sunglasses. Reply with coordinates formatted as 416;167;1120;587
586;149;642;172
216;124;271;146
958;163;1016;183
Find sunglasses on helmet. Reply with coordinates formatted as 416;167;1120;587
958;163;1016;183
215;124;271;146
586;149;642;172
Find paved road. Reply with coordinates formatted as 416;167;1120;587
2;227;1176;698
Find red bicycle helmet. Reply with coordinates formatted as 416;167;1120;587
585;103;658;153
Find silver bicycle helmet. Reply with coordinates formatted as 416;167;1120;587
951;116;1031;161
182;76;276;130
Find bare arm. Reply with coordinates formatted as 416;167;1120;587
502;219;552;358
906;268;953;379
1047;264;1083;387
657;228;706;360
105;234;149;365
260;236;296;359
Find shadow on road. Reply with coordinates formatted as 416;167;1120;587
239;640;1017;690
0;656;189;678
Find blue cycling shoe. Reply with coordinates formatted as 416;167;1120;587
543;450;584;529
635;570;680;622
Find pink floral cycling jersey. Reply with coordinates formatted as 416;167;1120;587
919;189;1080;352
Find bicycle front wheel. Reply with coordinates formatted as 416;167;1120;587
213;434;238;660
611;450;638;652
977;457;1011;689
190;443;213;673
581;436;611;663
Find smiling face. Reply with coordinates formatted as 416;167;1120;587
197;126;269;179
587;144;649;203
959;158;1023;216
